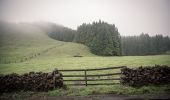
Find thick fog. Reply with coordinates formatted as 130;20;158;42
0;0;170;36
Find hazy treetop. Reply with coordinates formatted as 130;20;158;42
0;0;169;36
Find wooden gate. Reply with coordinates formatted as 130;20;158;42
59;66;125;86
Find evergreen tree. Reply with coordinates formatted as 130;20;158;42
75;20;121;56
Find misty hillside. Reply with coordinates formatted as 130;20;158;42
0;22;94;63
1;21;170;64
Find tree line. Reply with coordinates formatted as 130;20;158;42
121;33;170;55
35;21;170;56
48;27;75;42
34;22;76;42
43;21;121;56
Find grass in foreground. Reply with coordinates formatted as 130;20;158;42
1;85;170;98
48;85;170;96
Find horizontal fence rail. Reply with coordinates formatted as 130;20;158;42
59;66;126;86
59;66;125;71
63;78;120;81
62;73;121;77
66;83;120;86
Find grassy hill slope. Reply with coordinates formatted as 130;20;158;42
0;22;94;64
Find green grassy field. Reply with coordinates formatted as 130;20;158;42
0;23;170;96
0;55;170;74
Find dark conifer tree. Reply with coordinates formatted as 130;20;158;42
75;20;121;56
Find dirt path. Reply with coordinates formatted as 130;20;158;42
1;93;170;100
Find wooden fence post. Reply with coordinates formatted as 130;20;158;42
84;70;87;86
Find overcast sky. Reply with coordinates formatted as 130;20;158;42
0;0;170;36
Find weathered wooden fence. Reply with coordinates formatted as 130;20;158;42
59;66;126;86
